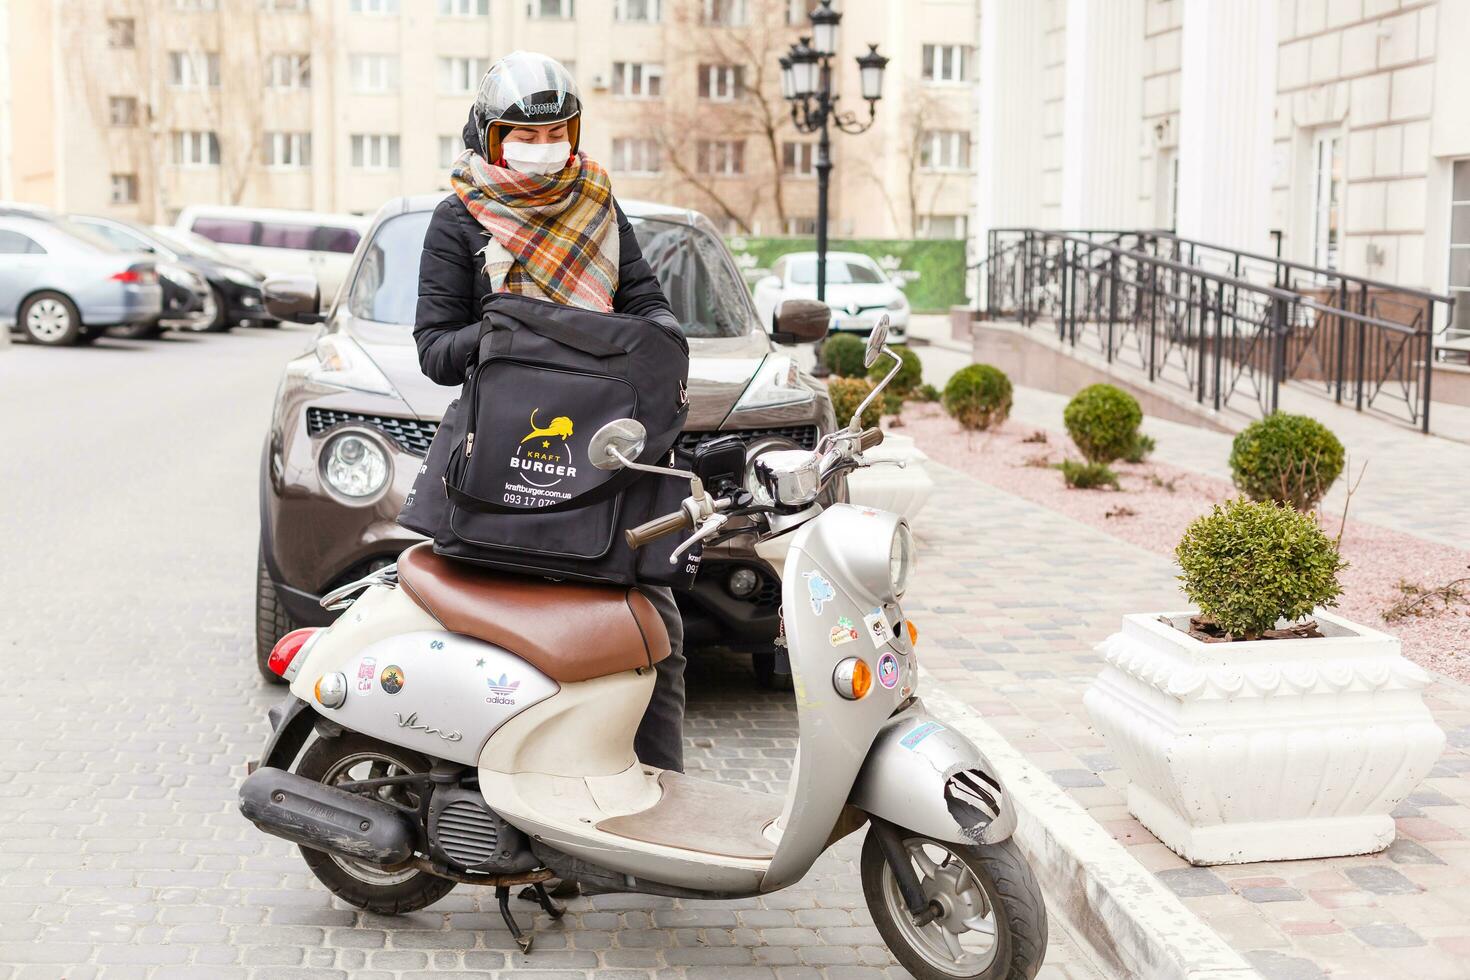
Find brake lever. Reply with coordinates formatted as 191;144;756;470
668;513;730;564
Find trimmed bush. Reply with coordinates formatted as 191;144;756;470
914;382;941;403
1123;432;1156;464
821;334;868;378
1064;384;1143;464
1229;413;1345;511
827;377;882;429
867;344;923;395
943;364;1013;431
1175;497;1346;640
1057;459;1120;490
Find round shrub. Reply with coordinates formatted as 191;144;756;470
943;364;1013;431
1175;497;1346;640
867;344;922;395
1064;384;1143;463
914;382;941;403
827;377;882;429
821;334;867;378
1229;413;1345;511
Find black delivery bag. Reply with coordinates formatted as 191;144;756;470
398;293;696;588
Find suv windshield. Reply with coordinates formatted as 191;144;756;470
347;208;754;339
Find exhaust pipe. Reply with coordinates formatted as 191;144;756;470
239;766;417;864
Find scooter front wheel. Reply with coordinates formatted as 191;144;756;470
860;829;1047;980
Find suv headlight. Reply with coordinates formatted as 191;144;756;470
890;522;915;597
733;354;814;413
321;430;390;500
308;334;397;396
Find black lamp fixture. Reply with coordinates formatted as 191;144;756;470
781;1;888;375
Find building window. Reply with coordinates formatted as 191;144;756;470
697;140;744;175
349;0;398;13
352;134;401;170
265;132;312;169
107;17;135;48
919;214;967;239
1448;160;1470;336
350;54;399;93
922;44;971;84
168;51;221;89
698;64;744;101
784;216;818;235
611;138;661;175
785;0;810;25
1154;148;1179;232
439;57;490;95
173;131;221;168
782;141;815;177
527;0;575;17
108;97;139;127
702;0;747;26
614;0;660;22
439;135;466;169
920;130;971;171
110;174;139;205
1311;132;1344;272
612;62;663;98
438;0;488;13
265;53;311;90
263;0;310;10
172;0;219;9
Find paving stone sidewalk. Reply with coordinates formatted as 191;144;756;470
902;462;1470;980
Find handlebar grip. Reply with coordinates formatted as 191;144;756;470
858;427;885;451
625;510;692;550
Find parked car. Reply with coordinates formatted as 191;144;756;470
175;205;368;306
752;250;910;343
0;214;162;345
256;194;836;686
69;214;270;332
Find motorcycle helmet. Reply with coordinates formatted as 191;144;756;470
474;51;582;163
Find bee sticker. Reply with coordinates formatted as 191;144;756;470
804;571;836;615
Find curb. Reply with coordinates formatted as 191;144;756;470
918;667;1261;980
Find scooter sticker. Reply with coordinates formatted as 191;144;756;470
863;607;894;648
355;656;377;696
380;664;404;695
876;652;900;689
829;616;859;646
485;674;521;706
804;571;836;615
901;721;944;750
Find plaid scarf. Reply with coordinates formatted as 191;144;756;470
450;150;619;312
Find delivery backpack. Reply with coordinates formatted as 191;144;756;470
398;293;697;589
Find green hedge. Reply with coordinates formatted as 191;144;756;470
727;236;968;313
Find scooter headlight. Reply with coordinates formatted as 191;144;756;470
890;522;915;598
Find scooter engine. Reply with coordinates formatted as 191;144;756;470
427;786;540;875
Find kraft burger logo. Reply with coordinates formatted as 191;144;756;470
505;408;579;503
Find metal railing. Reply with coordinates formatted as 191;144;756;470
981;228;1455;432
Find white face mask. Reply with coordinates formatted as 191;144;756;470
501;140;572;176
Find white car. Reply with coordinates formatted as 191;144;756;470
752;250;909;343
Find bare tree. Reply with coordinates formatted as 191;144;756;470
850;88;955;238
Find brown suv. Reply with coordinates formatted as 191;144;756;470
257;194;835;686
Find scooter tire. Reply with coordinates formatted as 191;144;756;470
293;733;457;915
860;829;1047;980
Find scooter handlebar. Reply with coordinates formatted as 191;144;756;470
858;427;884;451
625;510;692;550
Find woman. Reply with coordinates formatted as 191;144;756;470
413;51;686;776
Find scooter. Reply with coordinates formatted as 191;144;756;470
239;318;1047;980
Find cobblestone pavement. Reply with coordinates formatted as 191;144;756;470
0;330;1100;979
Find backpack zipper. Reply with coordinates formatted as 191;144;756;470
465;432;475;457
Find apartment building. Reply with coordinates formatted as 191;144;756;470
975;0;1469;328
1;0;978;239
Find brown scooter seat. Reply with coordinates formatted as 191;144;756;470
395;544;670;683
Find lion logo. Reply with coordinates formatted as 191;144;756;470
520;409;574;445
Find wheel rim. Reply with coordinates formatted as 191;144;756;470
319;751;423;886
882;839;999;977
27;299;71;340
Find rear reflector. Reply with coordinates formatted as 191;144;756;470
268;628;318;678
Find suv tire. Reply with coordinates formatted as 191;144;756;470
256;545;296;683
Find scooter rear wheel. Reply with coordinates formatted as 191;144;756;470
860;829;1047;980
294;733;456;914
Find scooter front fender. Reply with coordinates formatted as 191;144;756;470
848;700;1017;846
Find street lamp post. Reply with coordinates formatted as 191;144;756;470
781;1;887;376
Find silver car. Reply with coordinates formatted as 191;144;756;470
0;214;163;345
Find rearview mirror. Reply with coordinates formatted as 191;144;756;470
771;298;830;345
864;314;891;368
263;275;325;324
589;418;647;470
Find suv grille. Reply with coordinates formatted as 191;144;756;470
675;425;820;456
306;408;438;457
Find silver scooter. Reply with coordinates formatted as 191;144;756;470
240;319;1046;980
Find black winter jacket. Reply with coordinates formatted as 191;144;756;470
413;114;676;386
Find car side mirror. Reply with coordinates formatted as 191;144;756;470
263;275;325;324
771;298;829;345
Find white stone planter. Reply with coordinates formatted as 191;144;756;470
1083;610;1444;866
846;432;934;524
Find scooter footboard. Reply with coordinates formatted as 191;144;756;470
848;701;1017;846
